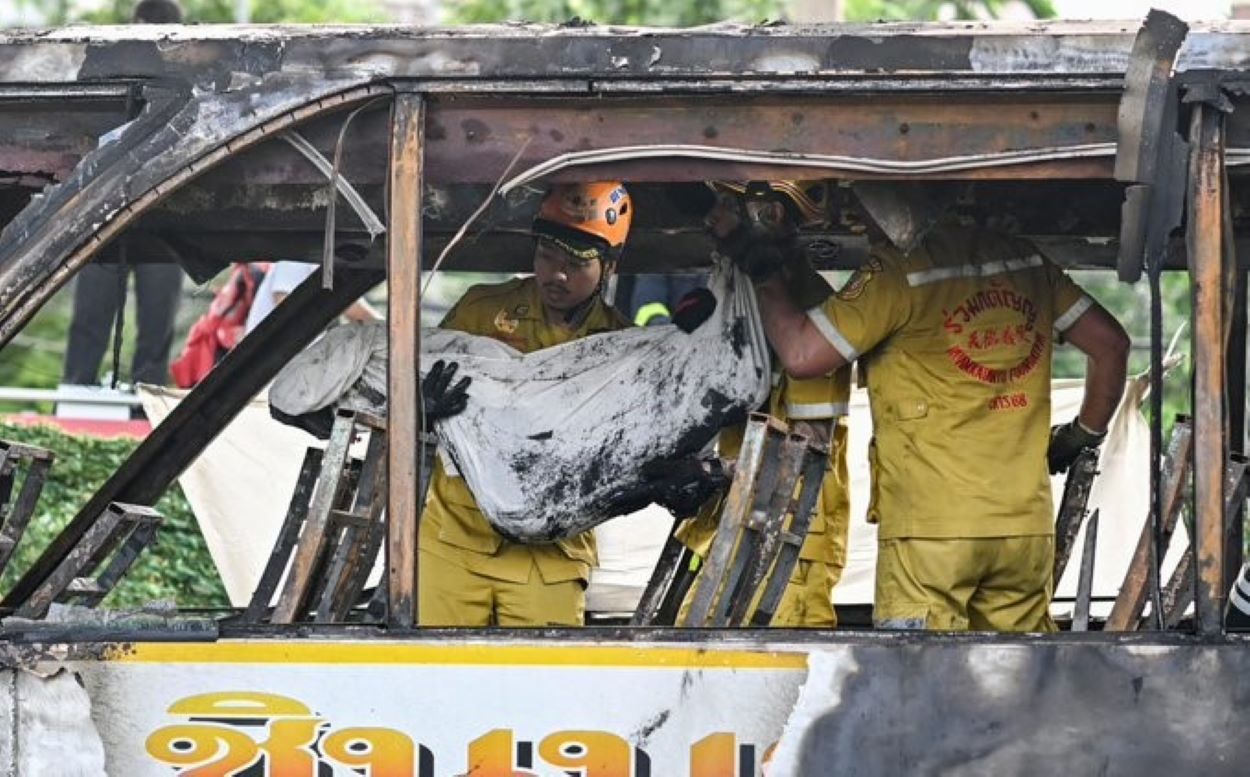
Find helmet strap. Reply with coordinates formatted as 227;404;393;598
561;257;614;326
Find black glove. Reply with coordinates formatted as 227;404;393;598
779;253;834;310
422;359;471;422
672;288;717;333
608;456;729;518
648;456;729;516
1047;418;1106;474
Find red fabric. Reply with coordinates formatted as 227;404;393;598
170;262;269;388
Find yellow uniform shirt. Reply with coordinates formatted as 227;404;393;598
421;276;630;584
809;224;1089;540
678;367;852;566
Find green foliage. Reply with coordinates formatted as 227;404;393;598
446;0;784;26
447;0;1055;24
845;0;1055;21
0;422;228;610
1056;272;1192;431
0;288;74;399
14;0;388;25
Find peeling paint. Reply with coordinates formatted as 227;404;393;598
768;650;854;775
751;52;821;73
0;43;86;82
969;35;1131;73
226;71;263;91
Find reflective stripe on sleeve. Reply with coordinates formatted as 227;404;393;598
905;254;1044;287
1054;295;1094;333
806;307;859;361
1231;570;1250;616
786;401;850;420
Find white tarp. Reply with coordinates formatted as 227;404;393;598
271;261;772;542
140;388;319;606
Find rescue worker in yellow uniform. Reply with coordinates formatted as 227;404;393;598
748;188;1130;632
419;182;633;627
672;180;851;627
677;370;851;626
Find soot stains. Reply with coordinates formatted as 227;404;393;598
667;388;741;458
509;449;540;478
461;118;491;143
730;317;746;357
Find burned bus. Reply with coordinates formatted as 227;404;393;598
0;12;1247;775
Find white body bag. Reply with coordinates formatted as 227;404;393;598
271;260;771;542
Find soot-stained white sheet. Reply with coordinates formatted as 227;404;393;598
271;261;771;542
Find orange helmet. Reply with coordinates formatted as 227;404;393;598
533;182;632;261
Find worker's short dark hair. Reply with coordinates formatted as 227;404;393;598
132;0;184;23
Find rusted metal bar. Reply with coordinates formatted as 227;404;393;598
13;502;162;619
709;430;787;628
632;526;694;627
653;547;699;626
1106;418;1193;631
719;432;808;627
1161;547;1194;630
0;443;52;578
1229;273;1247;460
1189;102;1230;637
77;518;159;608
750;443;829;627
0;267;382;612
1052;449;1099;586
1112;10;1189;283
682;415;775;627
1071;509;1099;632
1160;456;1248;628
243;447;323;623
1223;211;1246;598
272;409;356;624
319;415;389;623
386;92;424;629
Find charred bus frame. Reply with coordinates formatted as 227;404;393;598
0;15;1246;635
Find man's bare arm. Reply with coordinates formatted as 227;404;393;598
1061;301;1131;433
344;298;383;323
755;277;849;379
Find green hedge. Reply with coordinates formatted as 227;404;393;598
0;422;229;609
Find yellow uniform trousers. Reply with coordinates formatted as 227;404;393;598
873;536;1058;633
772;559;841;628
678;557;843;627
418;534;585;627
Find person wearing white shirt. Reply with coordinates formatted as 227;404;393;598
244;261;380;335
